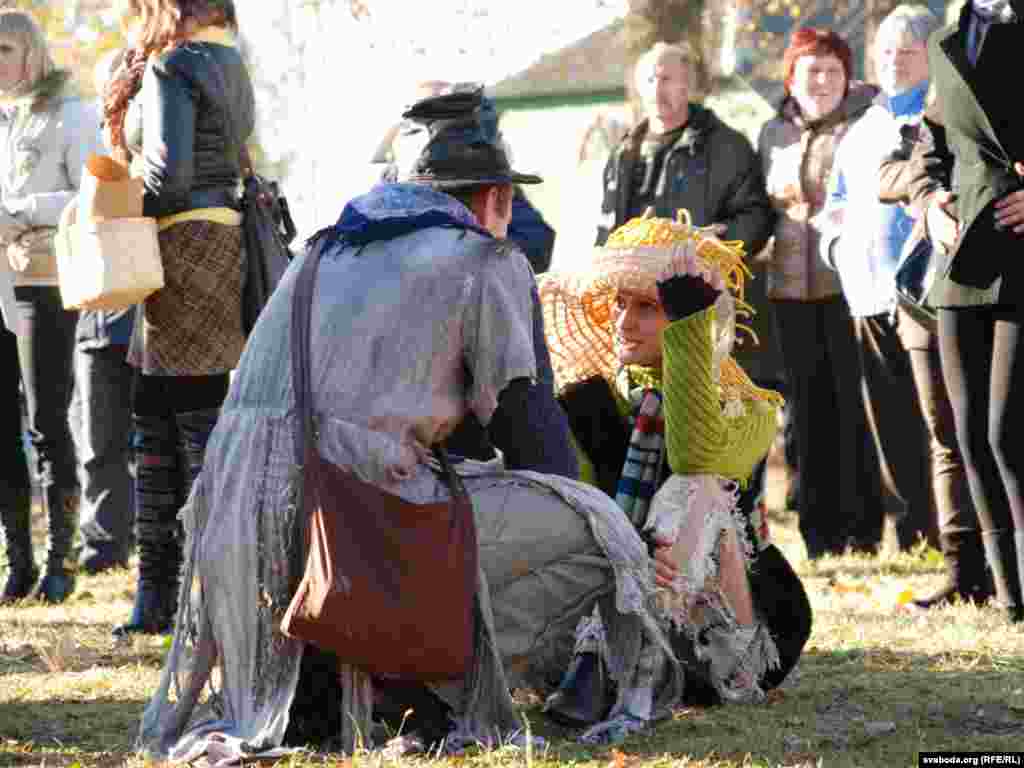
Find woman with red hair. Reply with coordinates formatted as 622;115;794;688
103;0;255;636
757;28;885;558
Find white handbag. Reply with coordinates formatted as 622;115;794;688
55;199;164;311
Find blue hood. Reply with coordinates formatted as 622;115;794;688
308;183;491;249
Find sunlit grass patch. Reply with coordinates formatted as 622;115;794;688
2;461;1023;768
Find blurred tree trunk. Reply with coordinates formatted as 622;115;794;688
622;0;709;119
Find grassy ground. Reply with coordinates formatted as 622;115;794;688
2;454;1024;768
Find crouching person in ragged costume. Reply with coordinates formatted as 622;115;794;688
540;210;813;743
135;90;689;763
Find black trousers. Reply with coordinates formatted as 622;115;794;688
854;312;936;549
937;306;1024;533
69;344;135;555
0;328;31;497
2;287;78;494
772;296;885;558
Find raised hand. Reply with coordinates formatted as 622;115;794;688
656;239;724;321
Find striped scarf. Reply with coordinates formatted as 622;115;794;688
614;368;666;528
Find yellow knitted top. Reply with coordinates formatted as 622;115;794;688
573;307;778;489
662;306;778;483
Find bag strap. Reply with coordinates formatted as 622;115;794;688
291;238;323;467
239;143;255;182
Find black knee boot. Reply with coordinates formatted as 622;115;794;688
113;416;183;637
175;409;219;488
1;487;38;603
36;487;79;604
982;530;1024;623
913;530;992;609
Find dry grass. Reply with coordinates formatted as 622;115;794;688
2;456;1024;768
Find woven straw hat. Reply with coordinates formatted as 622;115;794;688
539;209;782;409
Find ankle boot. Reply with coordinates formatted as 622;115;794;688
113;530;180;637
913;530;992;609
543;652;610;728
36;487;79;604
113;415;183;637
1;487;38;603
981;530;1024;623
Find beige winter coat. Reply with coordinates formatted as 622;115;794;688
757;83;877;302
0;71;102;286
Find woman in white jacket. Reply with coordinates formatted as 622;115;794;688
0;10;102;605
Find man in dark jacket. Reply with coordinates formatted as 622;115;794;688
599;42;778;523
596;43;775;253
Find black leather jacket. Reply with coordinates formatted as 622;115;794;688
596;105;775;253
125;37;255;218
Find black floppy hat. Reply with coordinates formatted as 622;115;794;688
402;88;542;188
749;543;813;690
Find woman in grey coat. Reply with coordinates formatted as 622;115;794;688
0;10;102;605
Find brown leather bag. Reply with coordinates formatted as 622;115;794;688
280;238;479;681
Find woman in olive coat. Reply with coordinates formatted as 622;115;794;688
922;0;1024;622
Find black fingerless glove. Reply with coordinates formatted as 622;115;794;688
657;275;722;322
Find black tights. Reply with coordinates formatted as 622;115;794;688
938;307;1024;532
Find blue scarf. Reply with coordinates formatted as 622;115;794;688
307;183;492;250
886;81;928;122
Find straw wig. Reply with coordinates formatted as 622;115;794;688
539;209;783;408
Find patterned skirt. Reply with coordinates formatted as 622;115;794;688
128;220;245;376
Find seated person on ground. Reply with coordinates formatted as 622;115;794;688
539;210;813;743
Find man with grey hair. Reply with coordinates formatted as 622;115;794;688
606;39;789;527
596;41;781;536
819;4;942;553
596;42;773;250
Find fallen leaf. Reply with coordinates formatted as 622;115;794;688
924;548;945;567
606;753;638;768
895;588;915;606
831;581;871;595
767;689;787;704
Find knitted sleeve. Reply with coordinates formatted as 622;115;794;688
662;307;778;483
